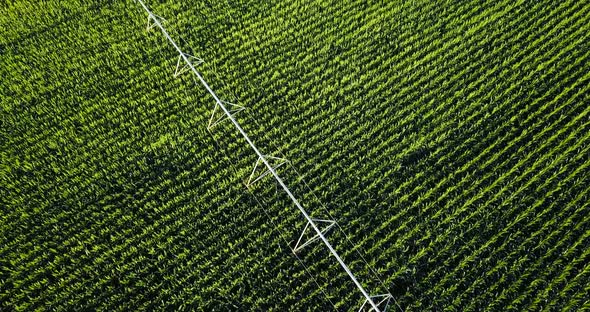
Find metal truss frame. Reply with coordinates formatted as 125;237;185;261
246;155;288;188
135;1;393;311
146;13;165;31
292;219;336;254
174;53;204;77
208;100;245;130
359;294;394;312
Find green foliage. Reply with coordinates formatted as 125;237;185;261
1;0;589;310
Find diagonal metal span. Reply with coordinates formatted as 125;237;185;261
134;1;389;310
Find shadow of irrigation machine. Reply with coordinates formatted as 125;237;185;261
134;1;398;311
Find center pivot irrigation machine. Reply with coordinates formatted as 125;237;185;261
134;1;397;310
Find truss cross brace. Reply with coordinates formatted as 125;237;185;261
174;53;204;77
146;13;165;31
358;294;393;312
292;219;336;254
208;101;245;130
246;155;288;187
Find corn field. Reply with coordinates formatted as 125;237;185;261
1;0;589;310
